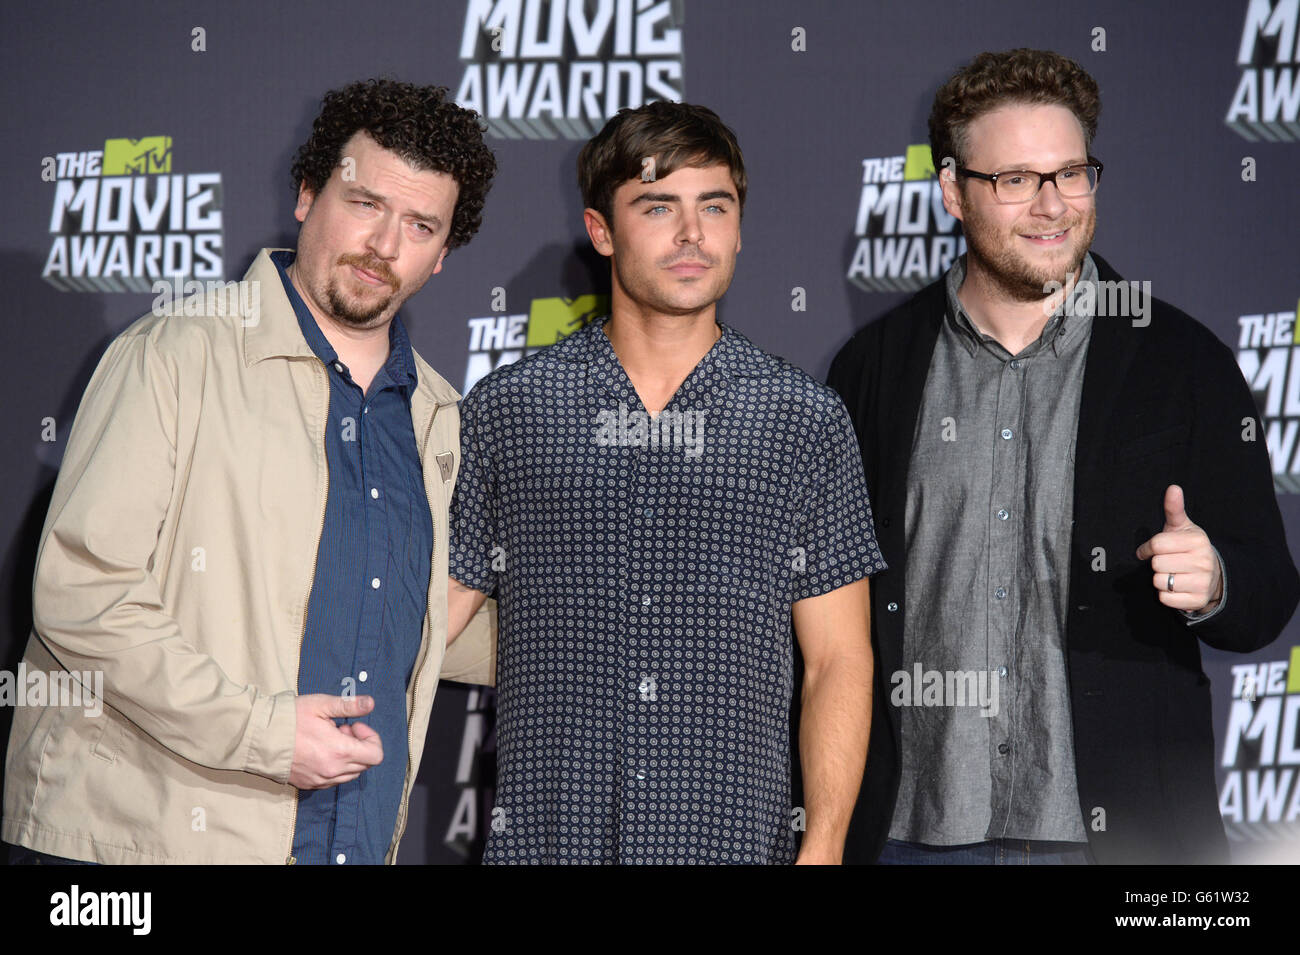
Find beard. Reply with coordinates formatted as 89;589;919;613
323;253;402;328
961;199;1096;304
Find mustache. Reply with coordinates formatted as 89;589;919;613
660;252;716;267
1019;217;1082;236
338;253;398;289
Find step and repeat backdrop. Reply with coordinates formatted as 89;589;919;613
1;1;1297;863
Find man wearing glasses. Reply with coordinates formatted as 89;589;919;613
829;48;1298;864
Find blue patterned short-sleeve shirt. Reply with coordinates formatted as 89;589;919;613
450;316;886;864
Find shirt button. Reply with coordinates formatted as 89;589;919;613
641;595;651;607
370;487;379;499
1000;428;1013;440
995;587;1007;600
997;742;1010;755
335;853;347;864
371;577;381;589
643;507;654;518
332;362;344;374
998;665;1008;677
358;671;368;682
635;768;647;781
1009;359;1022;370
886;601;899;612
996;508;1009;521
364;405;369;414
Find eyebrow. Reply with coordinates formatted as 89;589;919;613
992;157;1088;172
344;185;443;229
630;189;737;205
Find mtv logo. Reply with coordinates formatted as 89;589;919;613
525;295;608;347
903;144;936;181
102;137;173;175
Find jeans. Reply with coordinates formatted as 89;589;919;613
878;837;1093;865
7;843;97;865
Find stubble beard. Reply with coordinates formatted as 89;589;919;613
323;254;403;328
612;249;733;318
962;201;1097;304
325;278;394;328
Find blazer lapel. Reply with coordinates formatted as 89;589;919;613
880;284;945;522
1073;254;1141;484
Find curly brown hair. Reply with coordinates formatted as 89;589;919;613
578;101;746;230
929;49;1101;171
291;79;496;251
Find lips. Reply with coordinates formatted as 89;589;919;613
668;262;710;274
352;265;387;285
1022;228;1069;245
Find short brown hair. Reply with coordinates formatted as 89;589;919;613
578;101;747;228
929;49;1101;170
291;78;497;251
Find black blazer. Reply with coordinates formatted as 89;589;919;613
827;252;1299;864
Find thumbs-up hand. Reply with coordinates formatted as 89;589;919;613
1135;484;1224;613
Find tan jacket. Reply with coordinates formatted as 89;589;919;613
3;249;496;864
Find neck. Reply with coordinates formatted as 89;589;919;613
603;289;720;374
602;288;721;416
956;254;1080;354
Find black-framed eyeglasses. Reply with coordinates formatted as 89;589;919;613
956;157;1103;204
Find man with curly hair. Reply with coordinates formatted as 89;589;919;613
828;49;1298;864
3;79;497;864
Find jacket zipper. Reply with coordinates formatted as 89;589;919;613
287;360;330;864
388;400;440;861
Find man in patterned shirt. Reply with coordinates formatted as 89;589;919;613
447;102;887;864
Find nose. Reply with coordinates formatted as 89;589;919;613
366;213;400;261
676;207;703;246
1030;178;1067;218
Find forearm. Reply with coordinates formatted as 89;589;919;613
447;576;488;645
32;568;297;781
797;648;872;862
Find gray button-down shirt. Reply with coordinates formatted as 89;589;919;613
889;253;1100;845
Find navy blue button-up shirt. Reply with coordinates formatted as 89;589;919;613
272;251;432;865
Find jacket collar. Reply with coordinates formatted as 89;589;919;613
240;248;460;407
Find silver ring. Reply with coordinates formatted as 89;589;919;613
1167;573;1175;593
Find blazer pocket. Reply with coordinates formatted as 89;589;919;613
89;710;125;763
1114;423;1190;461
